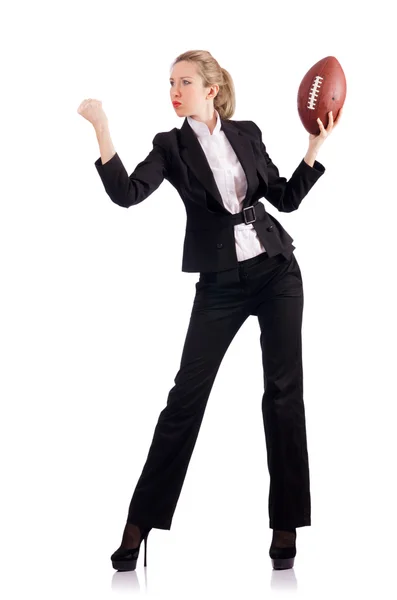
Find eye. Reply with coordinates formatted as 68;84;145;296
170;80;191;86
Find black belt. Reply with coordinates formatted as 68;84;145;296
229;201;263;226
188;201;264;231
234;204;257;225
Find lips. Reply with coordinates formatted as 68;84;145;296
173;102;181;107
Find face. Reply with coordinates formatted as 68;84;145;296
169;60;219;120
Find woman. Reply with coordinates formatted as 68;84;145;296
77;49;341;571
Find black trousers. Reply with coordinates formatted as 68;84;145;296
126;251;311;531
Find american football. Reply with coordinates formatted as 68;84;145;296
297;56;346;135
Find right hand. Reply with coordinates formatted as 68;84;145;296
77;98;108;128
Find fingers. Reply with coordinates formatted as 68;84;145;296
317;109;339;136
317;117;326;135
334;105;343;126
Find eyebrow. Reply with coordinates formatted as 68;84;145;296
169;76;194;80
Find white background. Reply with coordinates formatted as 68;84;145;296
1;0;396;598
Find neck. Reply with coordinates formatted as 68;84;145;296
191;107;217;134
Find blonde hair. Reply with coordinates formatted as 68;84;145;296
170;50;236;120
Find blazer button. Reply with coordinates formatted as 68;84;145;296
266;225;274;232
216;243;223;249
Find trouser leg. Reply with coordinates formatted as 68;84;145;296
127;283;250;529
254;253;311;529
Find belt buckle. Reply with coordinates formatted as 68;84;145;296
243;205;256;224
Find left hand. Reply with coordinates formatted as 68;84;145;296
308;106;343;152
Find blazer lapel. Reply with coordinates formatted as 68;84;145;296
179;116;258;213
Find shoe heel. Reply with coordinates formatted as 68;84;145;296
144;532;148;567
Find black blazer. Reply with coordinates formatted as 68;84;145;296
94;116;325;277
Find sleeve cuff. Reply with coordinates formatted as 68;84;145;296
94;152;121;171
301;158;326;174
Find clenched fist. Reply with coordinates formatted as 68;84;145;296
77;98;108;128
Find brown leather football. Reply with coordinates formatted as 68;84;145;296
297;56;346;135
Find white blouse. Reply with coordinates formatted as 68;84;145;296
187;109;267;262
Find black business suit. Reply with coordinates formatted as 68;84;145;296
95;115;325;530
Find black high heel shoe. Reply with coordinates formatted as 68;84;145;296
269;528;296;570
111;522;152;571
